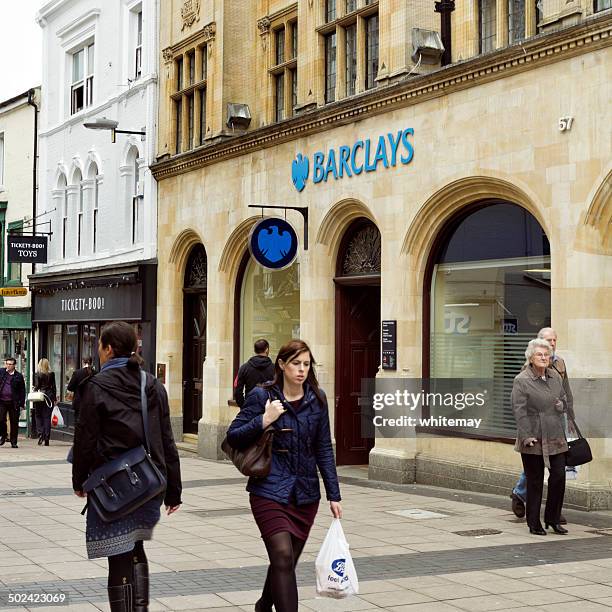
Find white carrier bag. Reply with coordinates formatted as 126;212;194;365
315;518;359;598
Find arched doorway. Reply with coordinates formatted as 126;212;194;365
425;201;551;437
183;244;207;434
335;220;380;465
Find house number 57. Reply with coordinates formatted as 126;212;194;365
558;116;574;132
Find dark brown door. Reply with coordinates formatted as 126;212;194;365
183;246;207;435
335;284;379;465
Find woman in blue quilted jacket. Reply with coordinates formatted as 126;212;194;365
226;339;342;612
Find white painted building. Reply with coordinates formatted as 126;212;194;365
33;0;160;418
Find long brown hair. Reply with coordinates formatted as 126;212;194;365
263;339;325;405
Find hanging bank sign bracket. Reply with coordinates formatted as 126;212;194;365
248;205;309;251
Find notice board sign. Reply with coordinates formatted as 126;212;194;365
382;320;397;370
8;235;48;264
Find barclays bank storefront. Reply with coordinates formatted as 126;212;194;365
152;27;611;509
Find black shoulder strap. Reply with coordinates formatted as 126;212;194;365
140;370;152;454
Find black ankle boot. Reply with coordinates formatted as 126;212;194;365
133;561;149;612
107;584;133;612
38;435;43;445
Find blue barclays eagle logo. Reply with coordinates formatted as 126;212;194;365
291;153;309;192
331;558;346;577
257;225;293;263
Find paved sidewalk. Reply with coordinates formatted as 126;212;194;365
0;439;611;612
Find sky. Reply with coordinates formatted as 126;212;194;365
0;1;43;102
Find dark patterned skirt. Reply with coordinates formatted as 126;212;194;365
85;497;161;559
250;494;319;542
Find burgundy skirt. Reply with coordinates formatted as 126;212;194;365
250;494;319;541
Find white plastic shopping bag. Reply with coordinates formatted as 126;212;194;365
315;518;359;598
51;405;64;428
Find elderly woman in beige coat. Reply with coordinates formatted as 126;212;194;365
512;338;569;536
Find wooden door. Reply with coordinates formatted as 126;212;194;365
182;246;207;435
335;285;379;464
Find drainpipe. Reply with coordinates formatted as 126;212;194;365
434;0;456;66
27;88;39;412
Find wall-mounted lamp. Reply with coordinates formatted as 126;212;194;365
84;117;146;143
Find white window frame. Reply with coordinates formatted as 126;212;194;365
77;177;84;256
70;42;95;115
92;175;99;254
135;10;143;79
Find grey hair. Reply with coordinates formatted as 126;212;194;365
537;327;556;339
524;338;553;367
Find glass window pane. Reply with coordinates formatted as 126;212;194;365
240;260;300;364
430;203;551;438
508;0;526;43
72;49;84;82
291;23;298;59
48;325;63;394
176;58;183;90
346;24;357;97
175;98;182;153
87;44;94;76
201;46;207;80
326;0;336;22
595;0;612;10
290;69;297;115
325;33;337;103
275;73;285;121
480;0;497;52
63;325;79;402
366;15;379;90
275;28;285;65
199;88;207;144
346;0;357;13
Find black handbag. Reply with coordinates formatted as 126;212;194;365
82;370;167;522
565;420;592;467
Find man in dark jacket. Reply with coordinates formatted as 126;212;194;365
0;358;26;448
67;357;96;425
234;339;275;407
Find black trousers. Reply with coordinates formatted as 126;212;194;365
34;403;53;440
521;452;566;528
0;400;19;445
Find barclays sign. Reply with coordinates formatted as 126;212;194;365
291;128;414;192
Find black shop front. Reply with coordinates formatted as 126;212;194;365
30;261;157;429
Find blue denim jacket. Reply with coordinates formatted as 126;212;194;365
226;384;341;505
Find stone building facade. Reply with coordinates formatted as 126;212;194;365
153;0;612;508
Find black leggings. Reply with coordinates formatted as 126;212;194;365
259;531;306;612
107;541;147;588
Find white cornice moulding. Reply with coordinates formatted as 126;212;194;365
55;9;102;38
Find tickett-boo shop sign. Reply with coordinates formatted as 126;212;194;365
291;127;415;192
8;235;48;264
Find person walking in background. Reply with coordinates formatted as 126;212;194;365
226;339;342;612
512;338;569;536
234;338;275;407
67;357;96;425
33;358;57;446
0;357;26;449
72;322;182;612
511;327;574;522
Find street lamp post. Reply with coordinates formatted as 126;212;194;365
83;117;146;143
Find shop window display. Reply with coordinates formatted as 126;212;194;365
429;202;550;437
240;259;300;364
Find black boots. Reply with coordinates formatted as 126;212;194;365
38;435;43;445
107;584;133;612
133;561;149;612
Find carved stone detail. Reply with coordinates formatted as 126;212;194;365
181;0;201;31
202;22;216;43
162;48;174;64
341;225;381;276
257;17;271;35
186;248;208;287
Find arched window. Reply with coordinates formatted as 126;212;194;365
427;201;550;437
73;169;83;256
237;255;300;367
58;174;68;259
87;162;99;253
126;147;142;244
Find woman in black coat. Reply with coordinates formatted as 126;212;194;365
72;322;182;612
226;339;342;612
33;358;57;446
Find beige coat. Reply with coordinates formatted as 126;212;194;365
512;365;569;467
